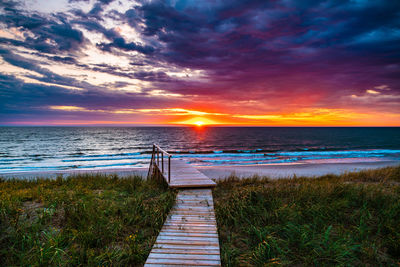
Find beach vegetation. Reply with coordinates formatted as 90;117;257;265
1;166;400;266
0;174;176;266
213;165;400;266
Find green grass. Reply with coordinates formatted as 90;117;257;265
2;166;400;266
213;165;400;266
0;174;176;266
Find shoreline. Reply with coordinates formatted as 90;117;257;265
1;160;399;180
198;160;400;179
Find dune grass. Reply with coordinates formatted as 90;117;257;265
213;165;400;266
0;174;176;266
2;166;399;266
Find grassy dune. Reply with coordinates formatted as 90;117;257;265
213;166;400;266
1;166;399;266
0;174;176;266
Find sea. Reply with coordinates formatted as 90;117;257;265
0;127;399;174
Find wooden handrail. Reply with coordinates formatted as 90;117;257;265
148;144;172;183
153;143;172;157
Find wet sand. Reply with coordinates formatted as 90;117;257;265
1;160;399;180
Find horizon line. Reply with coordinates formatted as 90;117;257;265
1;124;399;127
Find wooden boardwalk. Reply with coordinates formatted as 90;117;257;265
145;189;220;266
145;145;220;266
168;159;216;188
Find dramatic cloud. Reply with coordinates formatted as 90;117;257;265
0;0;399;125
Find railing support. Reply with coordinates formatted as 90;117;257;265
147;144;172;185
168;155;171;183
157;148;159;165
162;154;164;173
146;144;155;180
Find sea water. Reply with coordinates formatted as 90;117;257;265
0;127;399;173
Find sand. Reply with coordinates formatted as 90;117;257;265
1;160;399;180
198;161;400;179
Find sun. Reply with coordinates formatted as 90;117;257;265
174;117;217;126
194;120;204;126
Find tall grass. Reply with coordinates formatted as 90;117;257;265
0;174;176;266
213;166;400;266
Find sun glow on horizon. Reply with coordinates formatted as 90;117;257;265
194;120;204;126
175;117;218;126
37;106;400;127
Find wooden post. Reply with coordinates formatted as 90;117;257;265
168;155;171;183
157;147;159;165
147;144;155;180
162;153;164;173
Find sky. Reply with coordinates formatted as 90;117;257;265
0;0;399;126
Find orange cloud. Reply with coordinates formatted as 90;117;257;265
46;105;400;126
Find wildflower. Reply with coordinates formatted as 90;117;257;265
126;233;137;242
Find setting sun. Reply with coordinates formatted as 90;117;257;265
194;121;204;126
174;117;218;126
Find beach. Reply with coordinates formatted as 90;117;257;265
2;160;399;180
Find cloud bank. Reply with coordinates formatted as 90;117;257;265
0;0;399;125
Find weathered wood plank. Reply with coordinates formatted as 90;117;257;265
145;157;220;266
145;258;221;266
155;240;219;246
166;159;216;188
146;189;220;266
161;228;217;233
151;248;220;255
159;233;218;238
156;236;219;242
153;244;220;250
148;253;221;260
160;228;217;234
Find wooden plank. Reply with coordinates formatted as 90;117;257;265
164;217;216;222
148;253;221;260
167;215;215;219
163;223;216;228
164;220;217;226
156;236;219;242
176;195;213;199
166;220;217;224
153;244;220;250
167;216;216;220
168;213;215;217
161;228;217;233
145;156;220;266
171;208;214;212
168;211;214;215
162;227;217;233
145;258;221;266
151;248;220;255
159;233;218;238
166;159;216;188
167;215;216;219
164;221;217;226
170;184;216;188
155;240;219;246
167;214;215;218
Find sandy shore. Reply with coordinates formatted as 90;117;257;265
198;160;400;179
1;160;399;180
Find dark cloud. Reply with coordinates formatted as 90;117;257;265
0;8;85;53
72;18;155;54
126;0;400;105
96;37;155;54
0;48;84;87
0;0;399;123
0;72;182;124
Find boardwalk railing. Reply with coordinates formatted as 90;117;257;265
147;144;172;183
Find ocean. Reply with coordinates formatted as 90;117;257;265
0;127;399;173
